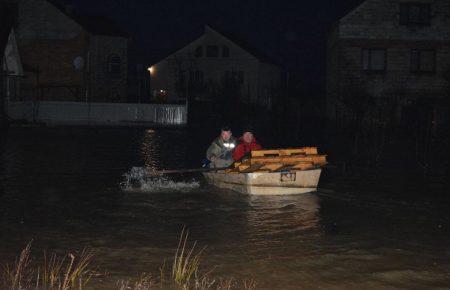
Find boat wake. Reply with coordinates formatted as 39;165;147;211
120;167;200;193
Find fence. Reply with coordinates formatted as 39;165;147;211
6;101;187;126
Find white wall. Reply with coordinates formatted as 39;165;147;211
151;26;280;108
7;101;187;126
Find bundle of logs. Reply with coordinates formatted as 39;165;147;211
226;147;327;173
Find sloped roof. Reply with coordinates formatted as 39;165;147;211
206;25;278;65
73;15;129;37
48;0;129;38
152;24;279;66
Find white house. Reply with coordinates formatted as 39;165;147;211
1;8;23;122
150;25;282;109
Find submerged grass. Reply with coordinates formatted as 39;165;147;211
2;242;96;290
1;231;258;290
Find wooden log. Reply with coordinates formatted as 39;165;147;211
261;163;285;171
292;162;315;170
238;164;250;171
251;147;318;157
250;154;327;165
240;163;265;173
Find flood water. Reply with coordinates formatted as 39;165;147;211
0;127;449;289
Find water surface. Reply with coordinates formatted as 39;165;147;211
0;128;449;289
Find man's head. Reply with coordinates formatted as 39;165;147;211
242;130;253;143
220;126;232;141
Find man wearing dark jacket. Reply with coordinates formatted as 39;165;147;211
206;126;237;168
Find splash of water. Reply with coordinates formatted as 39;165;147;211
121;167;200;193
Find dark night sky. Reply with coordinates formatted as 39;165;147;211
66;0;364;94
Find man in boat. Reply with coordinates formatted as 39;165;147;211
206;126;237;168
233;127;262;161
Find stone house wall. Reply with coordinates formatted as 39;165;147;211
10;0;128;102
327;0;450;121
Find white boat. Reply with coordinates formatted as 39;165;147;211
203;168;322;195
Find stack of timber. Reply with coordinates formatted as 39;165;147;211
203;147;327;195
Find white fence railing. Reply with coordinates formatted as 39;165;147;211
6;101;187;126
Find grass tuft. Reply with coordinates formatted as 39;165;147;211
1;242;95;290
171;227;205;288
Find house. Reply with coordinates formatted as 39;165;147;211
1;2;23;126
327;0;450;126
5;0;128;103
150;25;282;109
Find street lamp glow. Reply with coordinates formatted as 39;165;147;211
147;66;154;74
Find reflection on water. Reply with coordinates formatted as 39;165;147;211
0;128;449;289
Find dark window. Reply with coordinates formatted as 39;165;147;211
224;70;231;80
107;54;121;76
362;49;386;72
178;70;186;83
400;3;431;25
224;70;244;84
194;70;204;83
206;45;219;57
237;71;244;84
411;49;435;72
195;46;203;57
222;46;230;57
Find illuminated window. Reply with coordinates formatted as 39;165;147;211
411;49;435;72
206;45;219;57
362;49;386;72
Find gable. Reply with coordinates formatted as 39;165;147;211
336;0;450;41
2;29;23;76
16;0;83;40
154;25;276;66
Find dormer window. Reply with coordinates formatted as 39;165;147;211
206;45;219;57
399;3;431;25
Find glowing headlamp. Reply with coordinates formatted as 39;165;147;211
224;143;235;149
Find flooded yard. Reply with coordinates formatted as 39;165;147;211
0;127;449;289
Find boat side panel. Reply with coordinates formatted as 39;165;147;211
203;169;322;195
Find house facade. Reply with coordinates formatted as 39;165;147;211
327;0;450;125
1;2;23;126
150;25;281;109
5;0;128;103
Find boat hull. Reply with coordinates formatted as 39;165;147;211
203;169;322;195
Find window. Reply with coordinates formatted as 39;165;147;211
194;70;204;83
237;71;244;84
400;3;431;25
177;70;186;86
411;49;435;72
222;46;230;57
224;70;244;83
195;46;203;57
206;45;219;57
107;54;121;76
362;49;386;72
